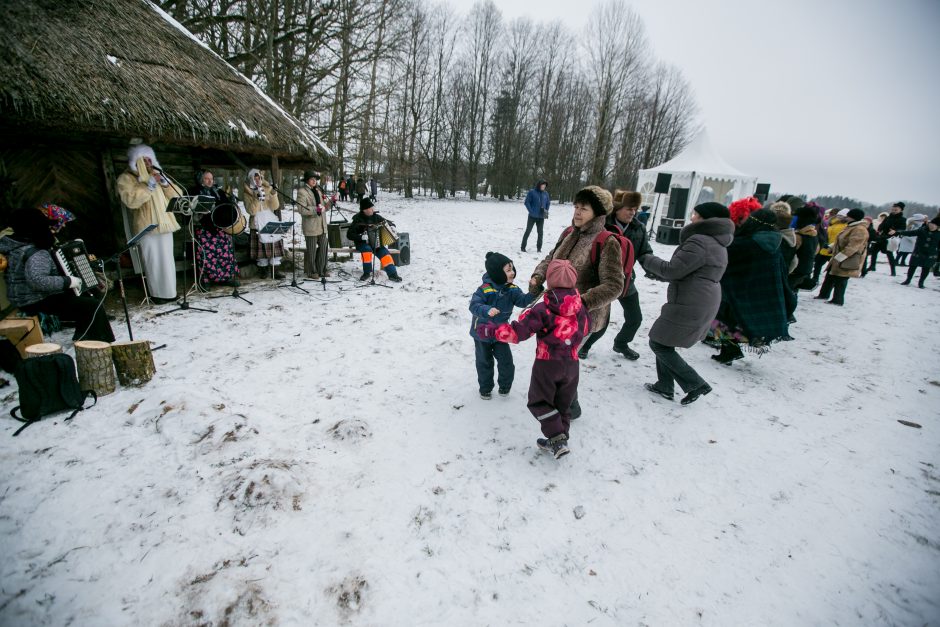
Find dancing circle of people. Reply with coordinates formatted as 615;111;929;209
2;144;938;457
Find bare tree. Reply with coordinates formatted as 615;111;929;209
583;0;649;184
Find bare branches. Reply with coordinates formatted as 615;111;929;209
165;0;698;195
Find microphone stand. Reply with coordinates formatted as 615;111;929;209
154;171;217;316
270;183;309;294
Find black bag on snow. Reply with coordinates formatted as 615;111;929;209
10;353;96;437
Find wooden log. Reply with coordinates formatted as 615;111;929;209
25;343;62;358
110;340;155;386
74;340;116;396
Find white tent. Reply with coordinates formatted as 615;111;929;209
637;129;758;227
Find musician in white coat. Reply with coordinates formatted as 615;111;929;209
116;143;181;302
0;208;115;342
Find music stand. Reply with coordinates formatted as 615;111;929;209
157;197;217;316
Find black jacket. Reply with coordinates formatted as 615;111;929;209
347;211;393;243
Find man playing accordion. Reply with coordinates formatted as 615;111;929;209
346;198;402;282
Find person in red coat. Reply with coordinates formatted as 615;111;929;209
478;259;590;459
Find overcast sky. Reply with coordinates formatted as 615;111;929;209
447;0;940;206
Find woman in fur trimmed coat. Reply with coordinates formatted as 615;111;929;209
639;203;734;405
529;186;624;334
529;185;623;418
816;208;869;305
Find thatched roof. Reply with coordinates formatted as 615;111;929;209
0;0;331;160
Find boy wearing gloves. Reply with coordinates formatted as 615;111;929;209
469;252;534;399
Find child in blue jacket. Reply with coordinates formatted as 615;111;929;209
469;252;535;399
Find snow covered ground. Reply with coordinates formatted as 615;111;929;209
1;196;938;626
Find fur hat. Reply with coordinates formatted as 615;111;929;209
794;206;820;229
484;251;513;286
770;201;792;229
612;190;643;211
693;202;731;220
847;208;866;222
574;186;613;217
359;197;375;211
728;197;762;225
127;143;160;174
786;196;806;211
546;259;578;289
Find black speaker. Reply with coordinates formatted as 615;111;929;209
656;225;681;245
391;232;410;266
667;188;689;220
654;173;672;194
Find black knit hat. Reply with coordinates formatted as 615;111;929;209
485;251;513;285
893;201;906;210
847;208;866;222
931;215;940;227
693;202;730;220
359;197;375;211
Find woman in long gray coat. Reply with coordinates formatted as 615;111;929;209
638;202;734;405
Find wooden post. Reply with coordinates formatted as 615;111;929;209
74;340;116;396
25;343;62;358
110;340;155;386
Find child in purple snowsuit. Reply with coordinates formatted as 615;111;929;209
478;259;590;459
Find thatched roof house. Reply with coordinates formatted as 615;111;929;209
0;0;331;256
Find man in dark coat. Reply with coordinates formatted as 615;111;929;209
521;180;550;252
638;202;734;405
578;190;652;360
892;216;940;288
346;198;402;282
867;202;907;275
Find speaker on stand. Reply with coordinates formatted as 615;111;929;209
755;183;771;203
647;173;674;239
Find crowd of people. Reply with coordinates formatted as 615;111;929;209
485;182;940;460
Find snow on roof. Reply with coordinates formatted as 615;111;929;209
147;0;332;157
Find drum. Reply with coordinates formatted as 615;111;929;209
379;222;399;247
211;203;247;236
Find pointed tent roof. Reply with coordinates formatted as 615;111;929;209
648;129;748;178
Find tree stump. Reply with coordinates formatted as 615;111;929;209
110;340;155;386
74;340;116;396
25;343;62;358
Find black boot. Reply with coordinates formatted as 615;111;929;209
711;341;744;365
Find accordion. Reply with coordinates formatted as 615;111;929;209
54;239;99;296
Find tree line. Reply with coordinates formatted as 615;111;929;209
158;0;699;202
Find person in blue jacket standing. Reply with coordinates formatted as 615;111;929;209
522;180;550;252
469;252;536;399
